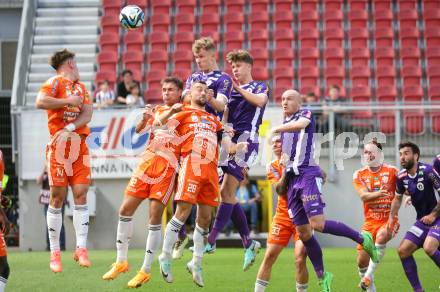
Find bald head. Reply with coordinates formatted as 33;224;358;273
281;89;302;116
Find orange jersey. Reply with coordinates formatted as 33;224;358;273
0;150;3;195
266;158;290;223
353;163;399;222
172;106;223;164
39;75;92;136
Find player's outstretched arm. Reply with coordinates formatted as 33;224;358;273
36;92;82;110
152;103;183;127
70;103;93;130
271;117;311;134
207;91;227;113
233;82;268;108
135;105;155;133
356;186;388;202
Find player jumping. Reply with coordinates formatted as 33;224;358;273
255;135;309;292
270;89;378;292
0;150;10;292
102;77;184;288
389;142;440;292
353;141;400;291
36;49;93;273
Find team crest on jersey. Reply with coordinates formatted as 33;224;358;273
419;170;424;176
382;175;389;183
417;182;424;191
191;114;199;122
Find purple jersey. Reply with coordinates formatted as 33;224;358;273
281;109;317;175
396;162;440;219
184;70;233;118
434;154;440;173
227;81;268;141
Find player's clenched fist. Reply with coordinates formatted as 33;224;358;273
142;104;155;120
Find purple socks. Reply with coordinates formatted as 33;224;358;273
322;220;363;244
302;235;324;279
429;249;440;268
207;203;234;245
230;203;252;248
401;256;422;291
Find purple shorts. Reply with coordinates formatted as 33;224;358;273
220;142;259;182
404;217;440;248
287;167;326;226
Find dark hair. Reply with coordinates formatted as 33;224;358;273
49;49;75;70
121;69;133;77
305;92;316;98
366;140;383;150
130;82;140;90
329;84;340;91
226;49;254;65
398;141;420;159
161;76;184;90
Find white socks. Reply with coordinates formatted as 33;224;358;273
255;279;269;292
161;216;184;259
365;244;386;279
73;205;89;249
47;206;62;251
193;224;208;266
116;215;133;263
358;266;367;278
141;224;162;273
296;282;308;292
0;276;7;292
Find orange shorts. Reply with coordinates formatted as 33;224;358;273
268;213;299;246
174;156;219;207
0;232;6;257
46;135;91;187
357;218;399;250
125;156;177;205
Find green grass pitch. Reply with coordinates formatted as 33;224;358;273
6;248;438;291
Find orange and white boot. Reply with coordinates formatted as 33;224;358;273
73;248;91;267
49;250;62;273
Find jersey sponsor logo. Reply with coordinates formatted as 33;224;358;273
417;182;424;191
417;177;424;182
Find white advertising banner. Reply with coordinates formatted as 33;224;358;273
19;108;282;180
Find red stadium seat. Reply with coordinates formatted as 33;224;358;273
249;12;269;31
201;0;220;14
148;32;169;51
349;27;369;49
249;29;269;49
225;0;245;13
299;10;319;30
174;31;195;51
99;32;119;52
349;10;368;28
403;85;423;102
171;69;191;82
101;15;120;35
426;48;440;66
95;70;117;88
351;66;371;87
399;10;418;30
151;14;170;32
400;47;420;67
124;31;144;52
348;0;367;10
199;13;220;33
298;0;318;11
351;87;373;119
250;48;269;67
274;11;294;30
123;51;144;73
401;66;422;86
224;31;245;51
404;109;425;135
148;50;168;70
374;10;393;29
325;48;344;67
274;48;294;68
325;67;345;88
377;112;396;134
424;10;440;29
374;27;394;48
373;0;392;11
199;30;220;43
224;12;244;32
274;67;294;88
175;13;195;33
173;50;192;70
299;28;319;49
324;28;344;49
176;0;196;14
273;0;294;11
399;27;420;48
299;67;319;87
427;66;440;86
146;69;167;90
299;47;319;67
350;48;370;67
103;0;122;16
431;112;440;134
151;0;171;14
300;86;320;97
324;0;343;10
324;10;343;29
424;0;440;10
250;0;269;12
429;85;440;101
272;87;284;103
253;67;270;81
376;66;396;87
275;29;294;49
144;89;163;104
425;28;440;47
97;51;118;72
377;86;397;102
399;0;416;10
127;69;142;82
127;0;147;10
375;47;395;66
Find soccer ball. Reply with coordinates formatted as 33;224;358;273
119;5;145;30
